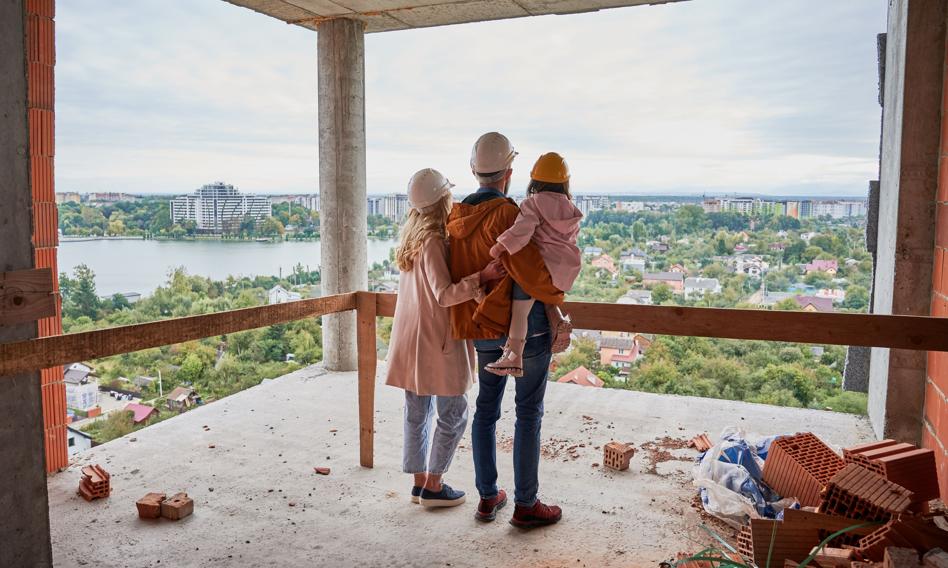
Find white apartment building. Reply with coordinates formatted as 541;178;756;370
811;200;867;219
170;182;271;233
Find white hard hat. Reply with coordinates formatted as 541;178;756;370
407;168;454;211
470;132;517;178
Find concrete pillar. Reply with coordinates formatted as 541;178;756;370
869;0;946;443
318;18;367;371
0;1;53;564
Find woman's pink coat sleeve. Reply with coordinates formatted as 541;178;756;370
422;238;484;307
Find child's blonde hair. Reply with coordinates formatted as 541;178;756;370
395;193;453;272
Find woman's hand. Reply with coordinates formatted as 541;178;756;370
489;243;505;259
479;259;507;286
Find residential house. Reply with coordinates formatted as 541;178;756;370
64;363;98;411
599;336;640;376
734;255;769;278
800;231;819;242
793;295;834;313
756;291;795;308
815;288;846;303
166;386;201;412
124;403;159;425
267;285;302;304
648;241;669;253
668;263;687;274
845;258;859;267
769;242;787;252
591;254;619;277
583;246;603;257
734;243;749;253
619;251;647;273
684;277;722;300
617;289;652;305
67;426;93;457
805;259;838;275
556;366;604;388
642;272;684;291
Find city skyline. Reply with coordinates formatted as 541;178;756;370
55;1;884;197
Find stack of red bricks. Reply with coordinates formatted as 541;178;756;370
729;432;948;566
78;465;110;501
136;491;194;521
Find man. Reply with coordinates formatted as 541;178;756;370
446;132;564;529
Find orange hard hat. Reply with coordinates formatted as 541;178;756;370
530;152;570;184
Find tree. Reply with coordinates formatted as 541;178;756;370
774;298;800;311
261;217;285;237
63;264;101;319
651;283;673;304
843;285;869;311
632;220;647;242
716;237;728;255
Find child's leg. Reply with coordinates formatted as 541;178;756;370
486;283;534;376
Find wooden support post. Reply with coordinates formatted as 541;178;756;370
0;268;56;326
356;291;377;468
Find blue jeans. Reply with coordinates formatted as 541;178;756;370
402;391;469;475
472;301;552;507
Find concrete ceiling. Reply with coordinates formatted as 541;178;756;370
222;0;687;33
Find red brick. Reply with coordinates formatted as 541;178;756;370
933;294;948;318
26;0;56;19
938;203;948;248
762;433;845;507
940;157;948;200
935;247;947;296
603;441;634;471
160;493;193;520
926;382;945;436
136;493;167;519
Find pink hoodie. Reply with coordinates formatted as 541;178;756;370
495;192;584;293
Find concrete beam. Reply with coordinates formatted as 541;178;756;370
869;0;946;443
318;18;367;371
0;0;53;564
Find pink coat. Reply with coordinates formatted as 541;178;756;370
496;192;583;292
385;236;482;396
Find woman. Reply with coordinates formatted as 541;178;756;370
385;168;505;508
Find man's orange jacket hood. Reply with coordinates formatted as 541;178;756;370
447;197;563;340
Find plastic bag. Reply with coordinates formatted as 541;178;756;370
693;426;796;527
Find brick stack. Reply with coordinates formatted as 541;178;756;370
602;441;634;471
25;0;67;473
843;440;940;507
818;464;913;522
136;491;194;521
762;432;846;506
78;464;110;501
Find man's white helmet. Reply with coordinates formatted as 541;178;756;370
407;168;454;212
470;132;517;180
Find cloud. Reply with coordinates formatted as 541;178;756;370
55;0;885;196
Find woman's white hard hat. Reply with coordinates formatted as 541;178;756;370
470;132;517;178
407;168;454;211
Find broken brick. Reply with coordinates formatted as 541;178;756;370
78;464;111;501
136;492;166;519
818;464;912;523
761;432;845;507
688;433;713;453
160;492;193;521
313;467;330;475
602;441;634;471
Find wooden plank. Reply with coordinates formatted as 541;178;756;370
356;291;377;469
0;293;357;376
0;268;55;326
374;293;948;351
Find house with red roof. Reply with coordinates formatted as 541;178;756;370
556;366;604;388
804;259;838;275
793;295;834;313
124;403;159;425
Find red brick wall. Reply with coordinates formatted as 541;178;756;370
924;17;948;500
25;0;67;472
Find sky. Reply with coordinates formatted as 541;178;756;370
55;0;887;197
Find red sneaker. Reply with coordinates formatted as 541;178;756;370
474;489;507;522
510;500;562;529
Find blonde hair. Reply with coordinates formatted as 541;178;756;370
396;193;453;272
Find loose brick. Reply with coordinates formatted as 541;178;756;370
314;467;331;475
762;432;845;507
160;492;193;521
603;441;634;471
819;464;912;522
136;492;166;519
78;464;110;501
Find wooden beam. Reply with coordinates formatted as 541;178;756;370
373;293;948;351
0;293;357;376
356;291;377;468
0;268;55;326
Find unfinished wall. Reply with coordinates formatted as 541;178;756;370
26;0;68;473
922;3;948;501
870;0;945;444
0;0;54;563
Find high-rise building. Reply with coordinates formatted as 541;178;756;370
170;181;271;233
377;194;409;223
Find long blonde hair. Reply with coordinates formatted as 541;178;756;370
396;193;453;272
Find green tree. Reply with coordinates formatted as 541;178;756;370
843;285;869;311
63;264;101;319
651;283;673;304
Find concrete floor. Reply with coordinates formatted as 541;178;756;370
49;365;874;568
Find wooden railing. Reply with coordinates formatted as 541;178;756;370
3;291;948;469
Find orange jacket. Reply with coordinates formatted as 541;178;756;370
447;196;564;340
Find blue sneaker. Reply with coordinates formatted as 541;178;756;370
419;483;466;508
411;485;423;504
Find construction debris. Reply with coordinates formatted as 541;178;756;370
688;433;713;453
762;432;846;507
602;441;634;471
313;467;331;475
844;440;940;508
136;492;166;519
78;464;111;502
160;492;194;521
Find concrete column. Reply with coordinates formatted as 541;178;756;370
869;0;946;443
318;18;367;371
0;1;53;564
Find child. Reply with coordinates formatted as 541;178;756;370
485;152;583;377
385;168;506;508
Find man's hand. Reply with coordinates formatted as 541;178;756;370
479;259;507;286
489;242;505;259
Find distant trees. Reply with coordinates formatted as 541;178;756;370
60;264;102;319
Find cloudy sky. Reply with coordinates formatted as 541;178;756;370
56;0;886;197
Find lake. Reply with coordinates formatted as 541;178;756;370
58;239;399;296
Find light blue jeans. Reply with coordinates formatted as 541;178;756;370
402;391;469;475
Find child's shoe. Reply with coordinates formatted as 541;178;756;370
484;339;525;377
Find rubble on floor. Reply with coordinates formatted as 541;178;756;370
78;464;110;502
678;432;948;567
